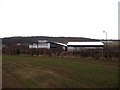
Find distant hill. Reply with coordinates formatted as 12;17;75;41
2;36;100;45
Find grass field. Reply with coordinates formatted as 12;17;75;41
2;55;118;88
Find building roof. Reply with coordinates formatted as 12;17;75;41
47;42;67;47
38;40;48;43
67;42;104;46
54;42;67;47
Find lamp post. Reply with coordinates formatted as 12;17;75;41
103;31;107;46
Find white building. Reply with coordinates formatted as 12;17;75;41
29;40;67;50
29;43;38;49
38;40;50;49
67;42;104;51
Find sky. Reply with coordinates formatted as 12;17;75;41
0;0;119;39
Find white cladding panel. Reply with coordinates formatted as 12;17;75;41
67;46;103;51
38;43;50;49
29;45;33;48
84;47;103;49
32;43;38;48
67;47;82;51
29;42;50;49
67;47;75;51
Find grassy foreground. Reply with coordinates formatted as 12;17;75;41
2;55;118;88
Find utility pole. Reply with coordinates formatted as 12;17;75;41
103;31;107;46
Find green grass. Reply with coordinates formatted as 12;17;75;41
2;55;118;88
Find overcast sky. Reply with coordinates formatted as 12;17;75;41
0;0;119;39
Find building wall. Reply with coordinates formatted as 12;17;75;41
29;43;37;49
29;43;50;49
38;43;50;49
67;46;104;51
67;47;81;51
29;44;33;48
28;41;66;50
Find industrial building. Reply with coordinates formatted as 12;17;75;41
67;42;104;51
29;40;67;50
29;40;104;51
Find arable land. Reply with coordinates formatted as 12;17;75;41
2;55;118;88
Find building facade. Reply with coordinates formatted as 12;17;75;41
67;42;104;51
29;40;67;51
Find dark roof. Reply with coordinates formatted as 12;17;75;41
47;42;67;47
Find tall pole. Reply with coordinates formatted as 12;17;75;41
103;31;107;46
106;32;107;45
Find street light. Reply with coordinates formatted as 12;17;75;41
103;31;107;45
